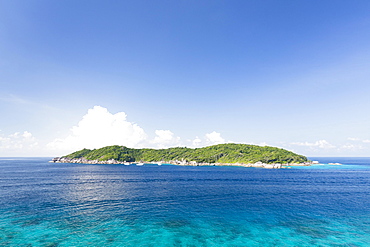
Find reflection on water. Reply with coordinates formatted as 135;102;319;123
65;165;134;202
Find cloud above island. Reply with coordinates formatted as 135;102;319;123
205;131;225;145
46;106;229;154
152;130;181;148
190;131;228;148
47;106;147;152
4;105;368;157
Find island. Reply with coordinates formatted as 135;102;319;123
51;143;312;169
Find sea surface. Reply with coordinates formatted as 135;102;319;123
0;157;370;246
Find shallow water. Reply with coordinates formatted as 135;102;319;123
0;157;369;246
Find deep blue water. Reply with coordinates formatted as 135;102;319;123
0;157;370;246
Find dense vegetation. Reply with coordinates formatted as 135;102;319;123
63;143;309;164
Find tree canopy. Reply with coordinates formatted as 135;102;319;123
63;143;309;164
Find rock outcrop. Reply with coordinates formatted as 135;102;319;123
50;157;312;169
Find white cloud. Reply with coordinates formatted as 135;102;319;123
189;131;227;147
291;140;335;149
282;138;370;156
152;130;181;148
46;106;232;155
47;106;147;152
191;136;202;147
205;131;226;145
339;138;370;151
0;105;237;156
0;131;38;153
340;144;363;150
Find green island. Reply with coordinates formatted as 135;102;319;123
51;143;311;168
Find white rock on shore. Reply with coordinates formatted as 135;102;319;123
50;157;312;169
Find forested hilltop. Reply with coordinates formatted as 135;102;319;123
60;143;309;164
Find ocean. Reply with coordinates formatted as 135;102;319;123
0;157;369;246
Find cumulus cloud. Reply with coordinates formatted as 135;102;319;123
191;136;202;147
47;106;147;152
0;131;38;154
45;106;232;155
291;140;335;149
152;130;181;148
205;131;225;145
189;131;227;147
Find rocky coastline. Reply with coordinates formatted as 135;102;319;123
50;157;312;169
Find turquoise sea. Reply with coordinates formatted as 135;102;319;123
0;157;370;246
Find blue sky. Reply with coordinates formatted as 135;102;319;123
1;0;370;157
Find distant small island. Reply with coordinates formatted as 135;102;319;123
51;143;312;169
